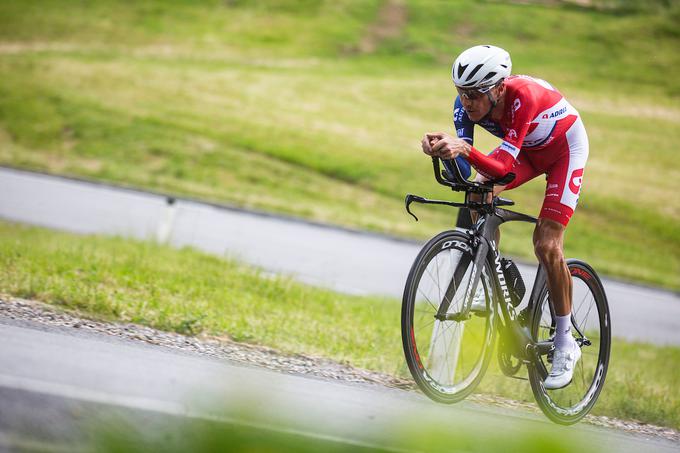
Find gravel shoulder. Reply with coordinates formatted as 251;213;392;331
1;295;678;445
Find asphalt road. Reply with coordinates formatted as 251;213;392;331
1;317;677;452
1;166;678;345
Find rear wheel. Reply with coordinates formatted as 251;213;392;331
528;260;611;424
402;231;497;403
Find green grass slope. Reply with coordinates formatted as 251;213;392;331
0;0;678;288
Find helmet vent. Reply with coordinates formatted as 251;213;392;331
466;63;484;81
481;71;497;82
457;63;468;78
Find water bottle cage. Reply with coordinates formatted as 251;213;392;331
501;258;526;306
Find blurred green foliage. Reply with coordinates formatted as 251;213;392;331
94;411;596;453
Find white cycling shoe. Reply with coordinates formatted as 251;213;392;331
544;341;582;390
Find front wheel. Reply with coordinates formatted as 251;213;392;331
528;260;611;424
401;231;497;403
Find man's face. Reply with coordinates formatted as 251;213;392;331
456;84;502;122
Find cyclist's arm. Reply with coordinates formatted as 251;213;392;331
466;144;517;179
465;90;535;180
449;97;473;179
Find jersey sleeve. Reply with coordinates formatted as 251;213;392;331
453;96;475;145
443;156;471;180
447;96;472;180
466;87;538;179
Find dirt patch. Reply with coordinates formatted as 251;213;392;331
0;42;88;54
453;21;475;41
354;0;408;54
506;0;594;6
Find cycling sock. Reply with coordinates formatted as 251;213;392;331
553;314;574;351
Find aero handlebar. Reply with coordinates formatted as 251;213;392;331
433;157;516;193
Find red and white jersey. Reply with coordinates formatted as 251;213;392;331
454;75;589;227
455;75;581;180
499;75;579;155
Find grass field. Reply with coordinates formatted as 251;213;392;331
0;0;679;289
2;221;678;429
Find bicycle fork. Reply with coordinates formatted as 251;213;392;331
434;233;488;322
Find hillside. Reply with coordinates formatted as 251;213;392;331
0;0;678;288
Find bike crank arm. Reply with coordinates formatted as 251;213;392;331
533;340;555;355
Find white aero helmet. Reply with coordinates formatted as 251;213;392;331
452;45;512;89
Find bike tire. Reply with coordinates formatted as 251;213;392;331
401;230;497;403
528;259;611;424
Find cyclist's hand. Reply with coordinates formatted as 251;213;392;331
421;136;435;156
422;132;445;156
431;134;470;160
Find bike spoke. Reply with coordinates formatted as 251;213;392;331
435;254;442;303
424;267;441;295
417;286;439;313
578;299;597;334
572;287;592;319
460;324;465;377
415;318;435;334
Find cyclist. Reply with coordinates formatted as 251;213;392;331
421;45;588;390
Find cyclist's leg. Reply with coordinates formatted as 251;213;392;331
536;118;589;389
534;117;589;317
533;218;571;316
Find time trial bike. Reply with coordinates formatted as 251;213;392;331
401;157;610;424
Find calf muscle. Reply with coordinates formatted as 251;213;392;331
533;219;571;316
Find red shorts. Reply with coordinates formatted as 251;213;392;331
490;118;589;226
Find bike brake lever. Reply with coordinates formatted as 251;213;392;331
405;194;425;221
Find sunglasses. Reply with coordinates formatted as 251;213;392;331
456;84;496;101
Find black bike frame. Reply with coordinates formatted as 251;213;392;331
405;157;554;362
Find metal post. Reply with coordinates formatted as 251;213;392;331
156;197;177;244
